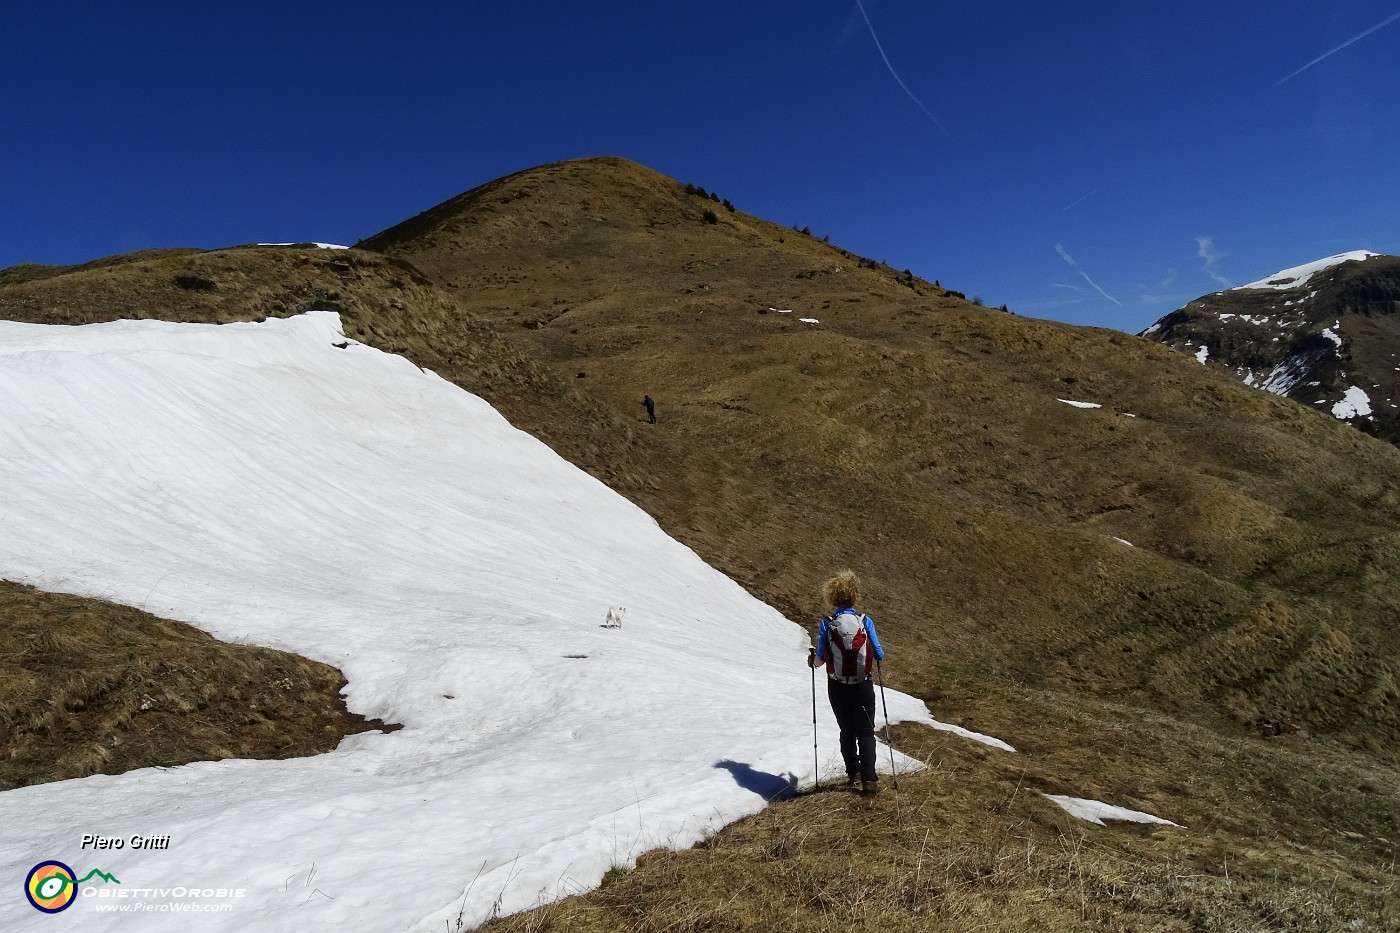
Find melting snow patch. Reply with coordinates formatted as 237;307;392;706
1261;356;1308;395
1112;537;1134;547
258;242;350;249
1044;795;1181;828
1057;399;1102;409
1234;250;1378;291
929;721;1015;752
1322;327;1343;348
768;307;793;314
1195;345;1209;364
799;318;819;325
1332;386;1373;419
1140;323;1161;336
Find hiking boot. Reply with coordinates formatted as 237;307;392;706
843;775;860;791
861;779;879;797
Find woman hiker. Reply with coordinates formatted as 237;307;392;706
807;570;885;796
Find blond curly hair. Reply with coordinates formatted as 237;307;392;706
821;570;861;611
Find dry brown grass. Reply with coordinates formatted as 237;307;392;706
0;580;392;789
477;691;1398;932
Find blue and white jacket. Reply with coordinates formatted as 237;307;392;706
814;608;884;682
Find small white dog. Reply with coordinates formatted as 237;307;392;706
603;606;626;629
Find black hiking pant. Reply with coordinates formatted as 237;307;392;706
827;678;878;782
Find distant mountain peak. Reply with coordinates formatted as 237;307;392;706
1141;252;1400;445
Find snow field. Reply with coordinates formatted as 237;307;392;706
0;311;947;932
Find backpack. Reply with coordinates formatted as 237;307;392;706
826;610;873;684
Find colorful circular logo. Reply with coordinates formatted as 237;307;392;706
25;861;77;913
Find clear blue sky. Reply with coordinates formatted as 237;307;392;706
3;1;1397;333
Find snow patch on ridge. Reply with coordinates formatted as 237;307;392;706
1234;250;1378;291
257;242;350;249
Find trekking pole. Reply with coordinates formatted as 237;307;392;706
809;646;820;793
875;657;898;790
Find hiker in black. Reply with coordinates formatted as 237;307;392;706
642;395;656;423
807;570;886;795
828;678;877;789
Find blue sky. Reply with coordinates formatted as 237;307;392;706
3;1;1397;333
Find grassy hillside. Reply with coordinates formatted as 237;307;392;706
365;157;1400;759
3;159;1398;928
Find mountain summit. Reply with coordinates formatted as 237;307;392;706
360;155;950;328
1141;251;1400;444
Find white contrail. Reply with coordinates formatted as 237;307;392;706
853;0;953;139
1063;188;1101;211
1276;10;1400;86
1055;243;1122;306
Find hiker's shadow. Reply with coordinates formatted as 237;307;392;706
714;759;798;802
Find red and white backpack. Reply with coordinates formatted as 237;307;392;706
826;610;873;684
